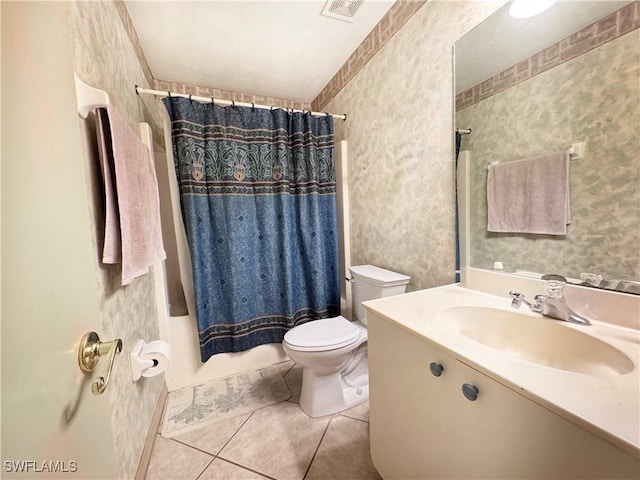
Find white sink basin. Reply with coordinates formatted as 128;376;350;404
438;306;634;377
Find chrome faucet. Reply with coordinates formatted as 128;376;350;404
509;279;592;326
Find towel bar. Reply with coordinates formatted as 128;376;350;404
75;73;110;119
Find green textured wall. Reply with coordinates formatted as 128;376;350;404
457;30;640;281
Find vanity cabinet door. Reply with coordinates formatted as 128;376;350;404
367;312;639;479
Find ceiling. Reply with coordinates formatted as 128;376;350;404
125;0;395;103
455;1;632;94
126;1;632;103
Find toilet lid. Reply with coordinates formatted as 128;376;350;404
284;316;361;351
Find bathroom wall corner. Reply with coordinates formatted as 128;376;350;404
324;1;506;291
68;1;168;478
134;386;168;480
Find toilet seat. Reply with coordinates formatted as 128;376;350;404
284;316;361;352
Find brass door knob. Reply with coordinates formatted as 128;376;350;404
78;332;122;395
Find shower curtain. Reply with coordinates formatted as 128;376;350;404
164;97;340;362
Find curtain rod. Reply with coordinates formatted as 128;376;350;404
135;86;347;121
455;128;472;135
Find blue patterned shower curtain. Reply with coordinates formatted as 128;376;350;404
163;97;340;362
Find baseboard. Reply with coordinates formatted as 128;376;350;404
135;385;168;480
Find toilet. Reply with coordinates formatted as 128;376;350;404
283;265;410;417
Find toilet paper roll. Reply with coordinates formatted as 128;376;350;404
136;340;171;378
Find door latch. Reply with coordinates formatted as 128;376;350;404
77;332;122;395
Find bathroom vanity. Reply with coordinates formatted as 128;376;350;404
364;284;640;479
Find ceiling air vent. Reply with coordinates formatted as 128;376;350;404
321;0;364;23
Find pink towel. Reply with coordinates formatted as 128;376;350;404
487;151;570;235
96;109;120;264
96;106;166;285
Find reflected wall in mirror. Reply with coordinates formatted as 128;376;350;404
455;1;639;292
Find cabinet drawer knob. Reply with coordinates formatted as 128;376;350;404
462;383;479;401
429;362;444;377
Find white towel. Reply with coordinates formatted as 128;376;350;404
487;151;570;235
96;106;166;285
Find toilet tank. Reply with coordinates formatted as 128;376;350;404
349;265;410;325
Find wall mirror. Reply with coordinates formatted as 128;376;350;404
454;0;639;294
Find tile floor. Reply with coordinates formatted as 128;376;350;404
145;361;381;480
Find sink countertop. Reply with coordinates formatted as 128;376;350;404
363;284;640;458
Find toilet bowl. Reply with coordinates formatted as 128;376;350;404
283;265;410;417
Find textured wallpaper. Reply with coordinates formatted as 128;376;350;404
313;0;426;111
456;2;640;111
457;30;640;282
69;2;167;478
324;0;506;291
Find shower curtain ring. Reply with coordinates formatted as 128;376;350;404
211;97;215;106
251;102;255;110
232;100;236;107
189;94;192;102
167;91;171;98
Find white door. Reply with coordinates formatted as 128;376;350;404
2;3;118;478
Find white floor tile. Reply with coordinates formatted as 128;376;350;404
199;458;272;480
284;365;303;404
305;416;380;480
145;434;213;480
339;400;370;422
147;364;376;480
172;412;251;455
218;402;330;480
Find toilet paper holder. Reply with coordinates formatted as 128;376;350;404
130;339;170;382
